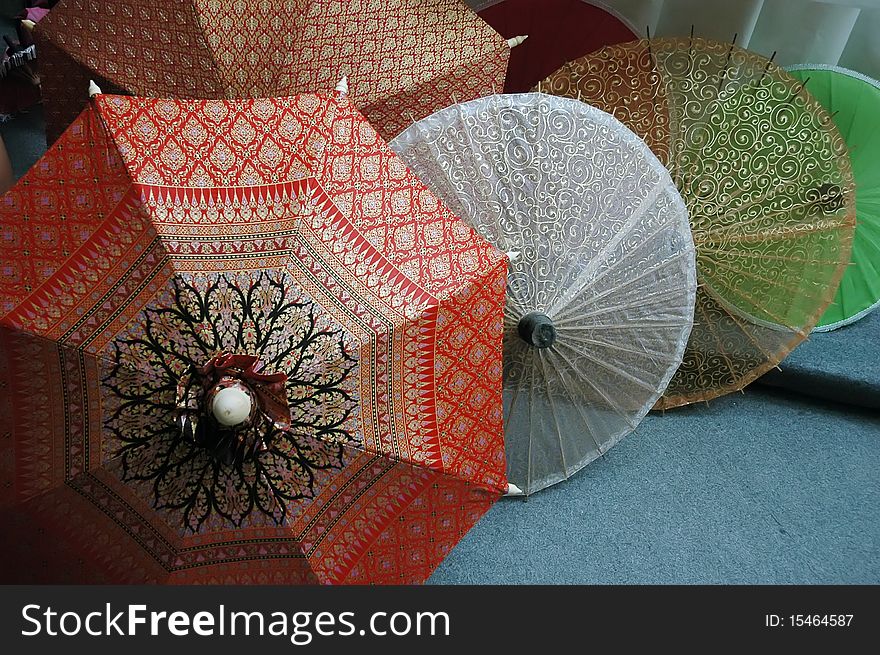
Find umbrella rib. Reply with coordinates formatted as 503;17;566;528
711;220;851;244
334;426;501;494
551;346;612;457
687;296;717;397
698;245;846;266
503;361;525;435
696;288;744;390
525;348;537;495
547;182;666;316
556;280;693;326
503;295;527;325
702;255;835;300
536;348;570;479
688;174;854;229
255;459;295;524
687;178;800;223
531;145;645;305
550;340;639;430
666;47;749;186
552;337;658;395
8;329;168;382
702;276;807;335
699;284;789;363
572;348;659;394
560;331;674;362
552;234;693;324
555;369;607;457
566;208;690;295
561;320;691;330
700;202;850;239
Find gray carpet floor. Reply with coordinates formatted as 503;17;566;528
429;387;879;584
1;68;877;585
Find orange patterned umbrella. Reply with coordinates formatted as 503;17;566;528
0;88;507;584
35;0;510;143
540;38;856;408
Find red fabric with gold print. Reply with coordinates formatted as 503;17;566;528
35;0;510;144
0;91;507;584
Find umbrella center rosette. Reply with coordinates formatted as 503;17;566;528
103;272;360;532
176;352;290;464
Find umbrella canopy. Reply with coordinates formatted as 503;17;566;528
391;94;696;494
35;0;510;144
541;38;857;408
465;0;638;93
788;64;880;331
0;89;508;583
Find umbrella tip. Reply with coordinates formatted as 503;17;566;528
506;250;521;263
335;75;349;95
504;482;525;497
507;34;528;48
21;19;36;32
211;386;253;428
88;79;102;97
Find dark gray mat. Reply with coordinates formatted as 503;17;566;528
759;312;880;409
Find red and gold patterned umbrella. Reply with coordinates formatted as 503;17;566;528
35;0;510;144
0;89;507;584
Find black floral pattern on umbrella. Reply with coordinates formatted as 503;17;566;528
102;271;359;532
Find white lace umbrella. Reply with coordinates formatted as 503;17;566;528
391;94;697;494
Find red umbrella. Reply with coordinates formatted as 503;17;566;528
0;87;508;584
468;0;638;92
35;0;510;144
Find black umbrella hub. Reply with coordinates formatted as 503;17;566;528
518;311;557;349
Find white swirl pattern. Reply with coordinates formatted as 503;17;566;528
391;94;696;494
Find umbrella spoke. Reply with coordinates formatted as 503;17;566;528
552;222;694;323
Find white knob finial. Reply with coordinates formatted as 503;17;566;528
506;250;521;263
212;387;252;427
88;80;102;97
505;482;525;496
335;75;349;95
507;34;528;48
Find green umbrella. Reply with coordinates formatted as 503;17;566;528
788;65;880;331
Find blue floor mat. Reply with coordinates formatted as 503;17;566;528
429;387;880;584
